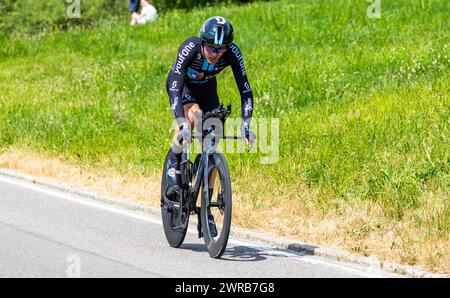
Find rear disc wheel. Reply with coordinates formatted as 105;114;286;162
161;149;188;248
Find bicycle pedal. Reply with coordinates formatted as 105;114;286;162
165;185;181;199
161;200;172;213
162;204;172;213
172;224;186;231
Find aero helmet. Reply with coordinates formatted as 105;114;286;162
200;16;234;46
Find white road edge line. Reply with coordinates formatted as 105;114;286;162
0;175;396;278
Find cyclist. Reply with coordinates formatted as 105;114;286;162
165;16;255;235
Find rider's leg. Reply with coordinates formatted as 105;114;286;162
166;103;201;198
184;103;201;129
167;102;200;168
172;102;200;147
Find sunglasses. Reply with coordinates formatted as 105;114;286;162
204;44;228;53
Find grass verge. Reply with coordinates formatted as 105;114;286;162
0;0;448;273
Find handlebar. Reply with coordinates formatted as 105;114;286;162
192;133;242;140
178;103;234;144
192;103;233;139
201;102;232;123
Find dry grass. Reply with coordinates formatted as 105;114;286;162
0;148;161;206
233;178;449;274
0;147;448;274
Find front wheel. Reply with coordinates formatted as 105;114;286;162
201;153;232;258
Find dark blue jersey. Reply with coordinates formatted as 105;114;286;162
167;37;254;122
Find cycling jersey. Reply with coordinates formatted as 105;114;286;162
167;37;253;123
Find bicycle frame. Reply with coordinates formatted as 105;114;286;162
176;128;241;235
190;130;241;205
171;102;243;235
162;103;243;255
182;131;215;212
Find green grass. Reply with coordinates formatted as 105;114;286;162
0;0;449;271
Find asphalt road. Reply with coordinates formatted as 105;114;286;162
0;175;401;278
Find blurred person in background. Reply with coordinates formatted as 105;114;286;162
128;0;140;25
130;0;158;26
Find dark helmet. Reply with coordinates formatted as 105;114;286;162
200;16;234;46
